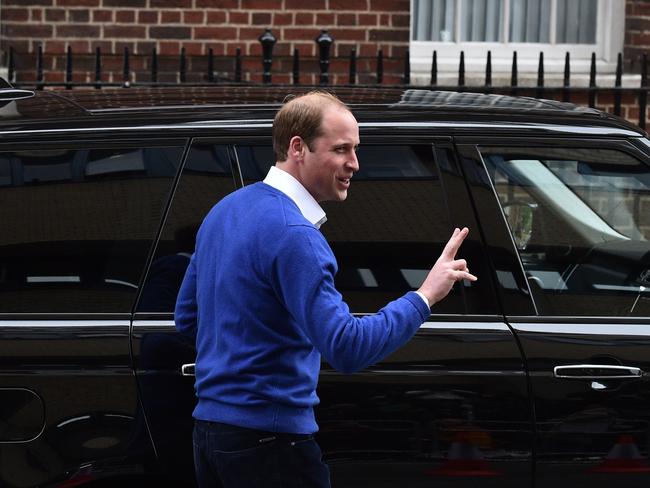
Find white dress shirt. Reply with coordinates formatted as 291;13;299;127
262;166;430;308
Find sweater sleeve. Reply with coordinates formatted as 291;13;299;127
174;253;198;340
273;226;431;374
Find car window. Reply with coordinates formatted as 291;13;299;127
235;144;487;314
137;142;236;312
481;145;650;316
0;144;185;313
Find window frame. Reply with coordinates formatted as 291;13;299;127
410;0;625;79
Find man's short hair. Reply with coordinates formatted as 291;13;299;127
272;91;350;162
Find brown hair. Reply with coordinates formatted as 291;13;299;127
272;91;350;162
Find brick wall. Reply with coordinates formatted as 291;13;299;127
1;0;410;84
625;0;650;73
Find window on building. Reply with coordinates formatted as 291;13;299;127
410;0;624;80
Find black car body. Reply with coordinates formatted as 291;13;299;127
0;86;649;488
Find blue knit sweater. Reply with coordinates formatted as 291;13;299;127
175;182;430;434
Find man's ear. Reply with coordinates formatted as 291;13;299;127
289;136;305;161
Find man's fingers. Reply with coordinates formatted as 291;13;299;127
441;227;469;259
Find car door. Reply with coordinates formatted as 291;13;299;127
231;136;534;488
132;140;239;486
0;139;186;487
461;137;650;488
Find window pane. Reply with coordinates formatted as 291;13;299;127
509;0;551;43
556;0;597;44
481;146;650;317
137;143;236;312
413;0;455;42
461;0;504;42
0;145;184;313
234;144;494;314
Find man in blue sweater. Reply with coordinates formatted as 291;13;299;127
175;91;477;488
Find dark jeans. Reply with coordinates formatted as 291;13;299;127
193;420;331;488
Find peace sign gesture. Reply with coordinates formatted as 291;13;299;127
417;227;478;307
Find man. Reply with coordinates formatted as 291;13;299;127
175;91;477;488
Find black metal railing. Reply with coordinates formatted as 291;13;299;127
5;28;650;129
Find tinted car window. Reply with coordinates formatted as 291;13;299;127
481;146;650;316
137;143;236;312
0;144;185;313
236;144;478;314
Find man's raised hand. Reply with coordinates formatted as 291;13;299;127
417;227;478;307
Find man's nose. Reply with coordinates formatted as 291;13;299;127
348;150;359;172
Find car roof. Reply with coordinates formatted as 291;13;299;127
0;85;644;137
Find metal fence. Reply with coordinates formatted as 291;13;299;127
5;28;649;129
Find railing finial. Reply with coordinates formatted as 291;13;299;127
258;28;276;84
316;29;334;85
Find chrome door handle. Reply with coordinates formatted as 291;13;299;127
181;363;195;376
553;364;643;379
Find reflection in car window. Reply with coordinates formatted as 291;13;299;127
137;143;236;312
482;146;650;317
0;144;185;313
235;144;489;314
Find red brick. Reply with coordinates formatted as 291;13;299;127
158;41;181;55
225;43;240;55
45;40;66;53
151;26;191;38
380;13;390;24
194;26;237;39
184;10;205;23
207;11;227;23
239;27;265;40
56;0;98;5
392;13;409;27
161;10;182;23
358;13;377;25
241;0;282;8
4;0;51;5
285;0;326;8
634;3;650;15
115;10;135;22
335;43;356;57
56;24;100;37
138;10;157;23
208;43;226;56
294;42;315;56
330;0;367;8
330;28;366;41
67;40;90;51
104;25;146;38
634;32;650;46
315;13;334;25
90;40;112;52
135;41;156;53
151;0;192;6
391;44;408;57
227;11;248;23
197;0;238;6
70;9;90;21
274;12;292;25
358;42;377;56
252;12;271;25
45;8;66;21
370;0;408;10
103;0;145;5
3;7;29;21
6;24;53;37
337;13;356;25
296;13;314;25
283;28;322;40
181;42;205;55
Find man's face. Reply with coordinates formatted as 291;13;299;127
301;106;360;202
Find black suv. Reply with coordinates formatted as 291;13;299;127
1;86;649;488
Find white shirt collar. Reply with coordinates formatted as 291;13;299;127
263;166;327;229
